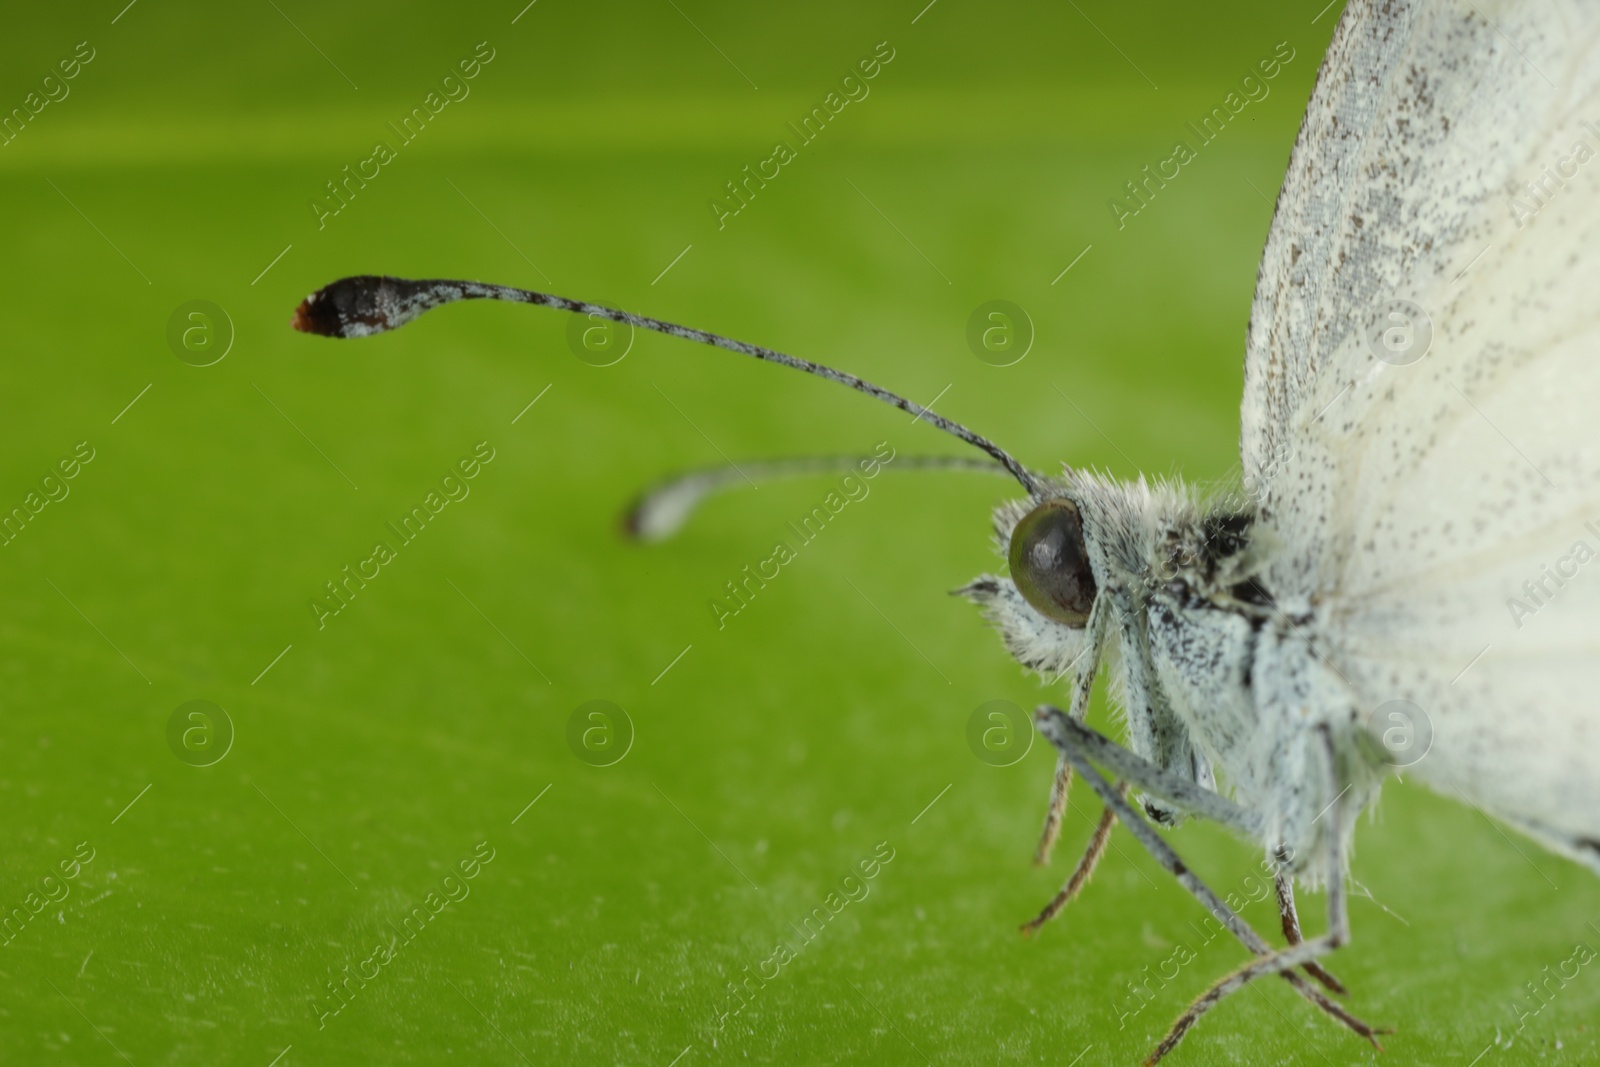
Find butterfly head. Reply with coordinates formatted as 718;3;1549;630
1007;496;1096;627
958;489;1099;677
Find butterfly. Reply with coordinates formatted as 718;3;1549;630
291;0;1600;1059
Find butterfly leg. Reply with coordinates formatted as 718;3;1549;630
1021;782;1124;936
1145;726;1386;1064
1032;603;1108;865
1032;756;1074;867
1036;709;1259;834
1276;871;1347;994
1034;707;1384;1064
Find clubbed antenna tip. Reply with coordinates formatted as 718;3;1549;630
290;274;1045;495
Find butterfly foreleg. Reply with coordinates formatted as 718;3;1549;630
1034;707;1384;1064
1021;782;1123;936
1023;704;1257;932
1032;599;1111;866
1036;711;1258;834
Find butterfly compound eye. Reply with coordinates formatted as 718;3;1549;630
1008;499;1096;627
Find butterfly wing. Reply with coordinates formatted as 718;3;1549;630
1243;0;1600;871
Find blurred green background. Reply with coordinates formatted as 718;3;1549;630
2;1;1596;1064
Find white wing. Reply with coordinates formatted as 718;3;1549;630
1244;0;1600;871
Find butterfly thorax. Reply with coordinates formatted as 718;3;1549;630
1153;508;1282;619
1071;478;1362;870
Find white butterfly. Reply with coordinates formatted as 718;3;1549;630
292;0;1600;1059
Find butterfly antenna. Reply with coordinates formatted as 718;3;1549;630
291;275;1044;496
625;454;1005;543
